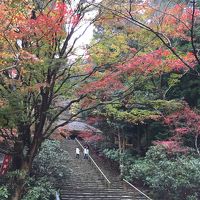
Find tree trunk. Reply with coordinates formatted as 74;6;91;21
11;183;24;200
10;160;30;200
10;135;42;200
118;129;122;154
118;128;125;179
195;134;200;156
136;126;141;155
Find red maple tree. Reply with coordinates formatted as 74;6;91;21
155;105;200;154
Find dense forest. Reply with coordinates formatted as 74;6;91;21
0;0;200;199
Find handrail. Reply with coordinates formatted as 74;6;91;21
56;191;60;200
75;138;111;187
123;179;153;200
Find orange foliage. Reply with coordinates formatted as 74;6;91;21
159;4;200;40
0;1;81;56
117;49;196;74
80;47;196;106
79;71;125;95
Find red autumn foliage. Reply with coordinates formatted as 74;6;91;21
153;140;189;153
159;4;200;40
117;48;196;74
155;106;200;153
164;107;200;136
80;47;196;108
79;131;103;142
86;116;103;125
19;3;80;42
79;71;126;96
0;2;81;44
78;2;199;108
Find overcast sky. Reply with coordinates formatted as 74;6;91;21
68;0;101;57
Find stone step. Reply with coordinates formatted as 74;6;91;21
60;140;150;200
61;194;133;197
61;188;126;191
61;196;134;199
61;194;134;197
61;191;132;194
61;196;146;200
61;198;134;200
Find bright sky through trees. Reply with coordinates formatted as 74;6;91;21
68;0;101;57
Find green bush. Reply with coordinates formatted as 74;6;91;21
0;186;9;200
103;148;120;161
103;148;136;177
128;146;200;200
22;139;70;200
22;178;56;200
90;145;200;199
33;139;70;181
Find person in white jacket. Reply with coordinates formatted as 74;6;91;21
83;147;89;159
76;147;80;159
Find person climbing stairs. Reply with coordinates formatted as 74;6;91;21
60;139;151;200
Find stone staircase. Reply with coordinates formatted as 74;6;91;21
60;139;150;200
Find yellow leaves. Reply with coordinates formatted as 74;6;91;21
90;31;129;66
0;99;8;108
69;102;79;116
0;50;15;69
71;64;85;74
0;52;13;59
13;12;27;25
19;67;27;76
93;71;105;79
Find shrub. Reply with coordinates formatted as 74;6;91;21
128;146;200;200
22;139;70;200
103;148;120;161
0;186;9;200
22;178;56;200
103;148;136;177
32;139;70;182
